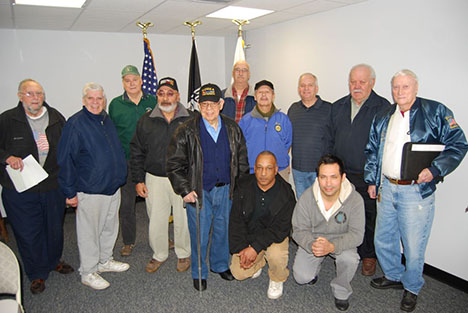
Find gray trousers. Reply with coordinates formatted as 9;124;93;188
76;190;120;276
293;246;359;300
119;162;137;245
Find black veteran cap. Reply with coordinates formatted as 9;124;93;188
158;77;178;91
199;83;222;102
254;80;275;91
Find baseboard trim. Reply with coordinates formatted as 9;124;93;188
423;264;468;293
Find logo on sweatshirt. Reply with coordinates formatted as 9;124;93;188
335;212;347;224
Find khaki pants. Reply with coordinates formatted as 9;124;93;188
230;237;289;282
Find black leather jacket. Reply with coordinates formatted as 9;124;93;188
166;114;249;208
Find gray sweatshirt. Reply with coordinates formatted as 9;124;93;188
292;178;365;255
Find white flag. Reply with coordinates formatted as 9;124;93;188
231;35;245;84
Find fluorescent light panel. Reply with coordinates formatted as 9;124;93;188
14;0;86;8
207;6;273;20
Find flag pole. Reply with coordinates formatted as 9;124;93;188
136;22;154;38
232;19;249;38
184;20;202;40
184;21;202;111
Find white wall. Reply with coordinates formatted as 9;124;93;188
243;0;468;280
0;29;226;118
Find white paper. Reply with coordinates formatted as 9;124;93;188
6;154;49;193
411;144;445;152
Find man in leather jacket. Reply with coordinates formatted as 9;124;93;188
166;83;249;291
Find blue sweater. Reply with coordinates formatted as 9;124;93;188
58;106;127;198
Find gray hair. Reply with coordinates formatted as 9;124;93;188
391;69;419;85
349;64;376;81
298;73;318;87
82;82;107;100
18;78;44;92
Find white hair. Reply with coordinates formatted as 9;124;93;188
298;73;318;87
391;69;419;85
349;64;376;81
82;82;107;100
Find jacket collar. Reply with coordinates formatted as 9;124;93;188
250;104;279;120
345;90;381;108
224;84;255;98
13;101;60;125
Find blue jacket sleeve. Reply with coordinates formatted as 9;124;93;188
57;121;80;199
364;116;380;185
430;106;468;177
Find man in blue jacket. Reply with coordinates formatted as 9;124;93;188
58;83;129;291
364;69;467;312
239;80;292;181
331;64;390;276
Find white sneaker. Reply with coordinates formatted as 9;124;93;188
252;268;262;279
81;272;110;290
98;259;130;273
267;280;283;299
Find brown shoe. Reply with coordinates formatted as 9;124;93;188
30;279;45;294
55;261;74;274
120;244;134;257
177;258;190;272
0;217;8;242
362;258;377;276
146;258;164;273
169;239;175;250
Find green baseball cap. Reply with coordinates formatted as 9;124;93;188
121;65;140;78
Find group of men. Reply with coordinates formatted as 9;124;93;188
0;61;466;313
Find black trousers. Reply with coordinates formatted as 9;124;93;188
346;173;377;259
119;161;137;245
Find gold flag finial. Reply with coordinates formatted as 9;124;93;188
232;19;249;37
184;21;202;40
136;22;154;39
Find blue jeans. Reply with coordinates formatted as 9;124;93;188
292;168;317;200
375;177;435;294
186;185;231;279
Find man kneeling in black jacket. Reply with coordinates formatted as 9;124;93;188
229;151;296;299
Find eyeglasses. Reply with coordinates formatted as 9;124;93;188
234;68;249;73
157;91;175;97
199;102;220;109
21;91;44;98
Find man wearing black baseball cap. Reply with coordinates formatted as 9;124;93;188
239;80;293;182
130;77;193;275
167;83;249;291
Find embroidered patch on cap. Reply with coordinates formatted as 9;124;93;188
202;88;216;96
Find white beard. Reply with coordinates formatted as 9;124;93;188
158;102;177;113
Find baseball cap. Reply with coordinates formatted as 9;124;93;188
254;80;274;91
121;65;140;78
199;83;222;103
158;77;179;91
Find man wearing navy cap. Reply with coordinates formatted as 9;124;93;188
239;80;292;181
130;77;192;274
167;83;249;291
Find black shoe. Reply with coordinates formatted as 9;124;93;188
308;276;318;285
211;269;235;281
193;279;207;291
400;290;417;312
30;279;45;294
54;261;74;274
334;298;349;311
370;276;404;289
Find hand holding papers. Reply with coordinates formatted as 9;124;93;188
6;154;49;193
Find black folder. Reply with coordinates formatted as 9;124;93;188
400;142;445;180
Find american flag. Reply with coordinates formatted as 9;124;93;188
141;38;158;96
36;133;49;151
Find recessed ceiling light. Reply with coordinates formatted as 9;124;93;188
14;0;86;8
207;6;273;20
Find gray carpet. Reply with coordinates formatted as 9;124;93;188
3;201;467;313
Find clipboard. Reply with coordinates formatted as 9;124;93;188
400;143;445;181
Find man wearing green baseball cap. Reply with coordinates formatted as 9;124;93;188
109;65;157;257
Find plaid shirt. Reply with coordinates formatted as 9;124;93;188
232;86;249;123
